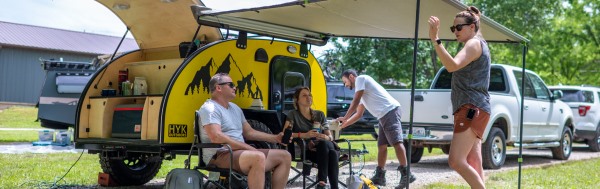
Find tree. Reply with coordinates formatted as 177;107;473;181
320;0;600;88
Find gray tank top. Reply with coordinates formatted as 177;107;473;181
451;37;491;114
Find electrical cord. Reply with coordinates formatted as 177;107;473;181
49;149;86;189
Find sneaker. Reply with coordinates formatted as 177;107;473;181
396;166;416;189
370;166;386;186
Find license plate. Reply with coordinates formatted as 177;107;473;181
413;127;426;137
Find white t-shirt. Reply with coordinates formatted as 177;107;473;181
355;75;400;119
199;99;246;164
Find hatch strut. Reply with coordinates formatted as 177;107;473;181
94;28;129;89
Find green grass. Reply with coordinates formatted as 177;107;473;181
0;130;39;143
425;158;600;189
0;106;41;129
0;152;196;188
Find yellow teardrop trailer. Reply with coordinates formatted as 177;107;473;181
75;0;327;185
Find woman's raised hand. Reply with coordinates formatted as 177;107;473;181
428;16;440;40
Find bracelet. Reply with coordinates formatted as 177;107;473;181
297;132;300;139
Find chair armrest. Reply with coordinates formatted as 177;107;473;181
289;138;307;162
196;143;228;149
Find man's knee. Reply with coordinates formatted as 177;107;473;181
245;151;267;164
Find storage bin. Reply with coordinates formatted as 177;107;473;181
38;130;54;142
112;104;144;138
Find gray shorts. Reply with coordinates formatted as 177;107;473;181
377;107;404;146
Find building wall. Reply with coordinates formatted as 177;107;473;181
0;46;96;104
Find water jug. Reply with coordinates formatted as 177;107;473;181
133;77;147;95
122;80;132;96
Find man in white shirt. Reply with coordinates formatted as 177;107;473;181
199;73;291;189
338;69;416;189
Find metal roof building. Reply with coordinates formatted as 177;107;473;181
0;21;139;104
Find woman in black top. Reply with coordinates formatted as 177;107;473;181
284;87;338;189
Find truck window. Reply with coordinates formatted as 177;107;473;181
527;73;550;100
513;71;536;98
432;67;506;93
489;68;507;92
432;69;452;89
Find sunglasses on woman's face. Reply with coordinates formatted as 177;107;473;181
218;82;235;88
450;23;472;33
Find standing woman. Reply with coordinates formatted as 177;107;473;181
284;87;339;189
428;6;491;189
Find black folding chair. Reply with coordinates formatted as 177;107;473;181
286;137;354;188
186;110;246;189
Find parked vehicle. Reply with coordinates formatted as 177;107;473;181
38;59;96;129
72;0;329;185
387;64;574;169
549;86;600;152
326;81;378;136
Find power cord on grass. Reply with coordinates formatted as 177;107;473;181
48;149;86;189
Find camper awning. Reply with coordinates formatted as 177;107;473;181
195;0;527;45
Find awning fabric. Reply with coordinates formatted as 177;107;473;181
198;0;527;45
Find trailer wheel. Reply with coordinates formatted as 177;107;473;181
403;142;423;163
99;152;162;186
482;127;506;169
551;126;572;160
247;119;275;149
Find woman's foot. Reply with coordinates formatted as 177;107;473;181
316;181;329;189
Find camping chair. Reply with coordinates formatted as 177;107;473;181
286;129;354;188
185;110;246;189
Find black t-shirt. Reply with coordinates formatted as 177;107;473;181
286;109;326;133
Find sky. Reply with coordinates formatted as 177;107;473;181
0;0;332;57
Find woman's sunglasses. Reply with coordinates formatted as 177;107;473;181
450;23;472;33
218;82;235;88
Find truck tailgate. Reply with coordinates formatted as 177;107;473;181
388;89;454;125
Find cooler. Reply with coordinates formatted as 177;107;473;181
112;104;144;138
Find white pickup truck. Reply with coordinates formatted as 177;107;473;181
388;64;574;169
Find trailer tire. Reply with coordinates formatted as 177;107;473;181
482;127;506;169
551;126;572;160
99;152;162;186
247;119;275;149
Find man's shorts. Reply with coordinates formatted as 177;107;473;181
377;107;404;146
208;149;271;172
453;104;490;139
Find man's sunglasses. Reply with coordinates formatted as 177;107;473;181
450;23;472;33
218;82;235;88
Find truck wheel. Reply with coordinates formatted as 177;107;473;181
403;142;423;163
441;145;450;155
482;127;506;169
247;119;275;149
99;152;162;186
551;126;572;160
587;124;600;152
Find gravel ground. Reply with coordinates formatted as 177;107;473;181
285;144;600;189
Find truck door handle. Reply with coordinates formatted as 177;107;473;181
542;107;547;111
414;94;423;101
524;105;529;110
